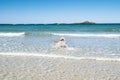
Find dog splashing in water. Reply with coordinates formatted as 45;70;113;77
53;37;68;49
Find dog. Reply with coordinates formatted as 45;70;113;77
53;37;68;48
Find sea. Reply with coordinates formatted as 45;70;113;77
0;24;120;61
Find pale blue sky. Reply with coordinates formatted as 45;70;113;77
0;0;120;23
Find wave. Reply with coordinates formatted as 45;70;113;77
0;53;120;61
52;33;120;38
0;32;25;37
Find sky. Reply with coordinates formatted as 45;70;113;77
0;0;120;24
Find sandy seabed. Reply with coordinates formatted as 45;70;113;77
0;55;120;80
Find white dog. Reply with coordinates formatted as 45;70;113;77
53;37;68;48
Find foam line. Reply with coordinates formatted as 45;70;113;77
0;32;25;37
0;53;120;61
52;33;120;38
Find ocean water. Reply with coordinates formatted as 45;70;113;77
0;24;120;61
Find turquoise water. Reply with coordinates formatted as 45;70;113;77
0;24;120;60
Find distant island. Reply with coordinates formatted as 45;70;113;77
71;21;95;24
52;21;96;25
80;21;96;24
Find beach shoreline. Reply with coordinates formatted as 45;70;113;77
0;55;120;80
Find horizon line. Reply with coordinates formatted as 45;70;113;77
0;22;120;25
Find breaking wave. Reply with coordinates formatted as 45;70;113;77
52;33;120;38
1;32;120;38
0;32;25;37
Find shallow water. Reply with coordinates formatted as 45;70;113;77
0;24;120;60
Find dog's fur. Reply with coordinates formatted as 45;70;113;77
53;37;67;48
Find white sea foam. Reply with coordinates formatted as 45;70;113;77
0;53;120;61
52;33;120;38
0;32;25;37
66;47;75;50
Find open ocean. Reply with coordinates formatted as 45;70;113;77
0;24;120;61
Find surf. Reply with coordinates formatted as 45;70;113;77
0;32;25;37
52;33;120;38
0;53;120;61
